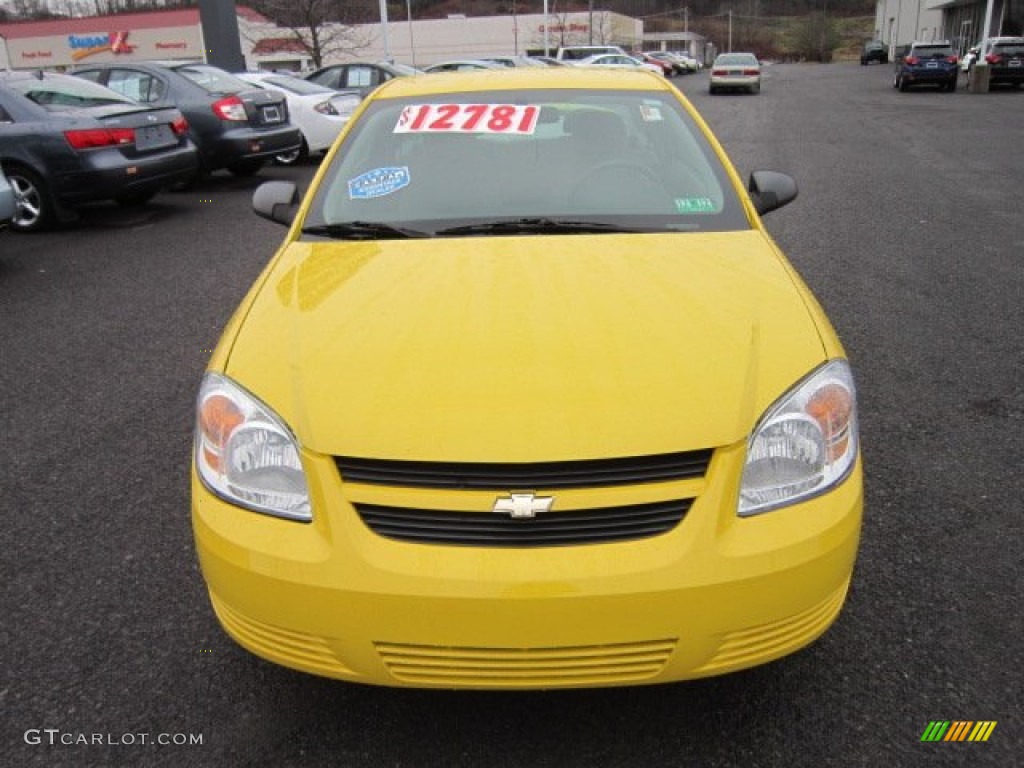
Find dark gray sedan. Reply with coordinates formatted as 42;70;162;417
0;71;199;232
72;61;302;178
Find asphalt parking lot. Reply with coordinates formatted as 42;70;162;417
2;62;1021;767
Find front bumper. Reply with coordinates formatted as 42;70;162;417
193;442;863;689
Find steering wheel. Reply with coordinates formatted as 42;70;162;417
568;162;676;213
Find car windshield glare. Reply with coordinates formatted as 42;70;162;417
304;88;747;235
716;54;758;66
7;76;133;109
175;64;252;94
260;75;335;96
914;46;954;57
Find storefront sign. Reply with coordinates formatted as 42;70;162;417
69;31;136;61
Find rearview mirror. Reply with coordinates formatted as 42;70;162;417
253;181;300;226
747;171;798;216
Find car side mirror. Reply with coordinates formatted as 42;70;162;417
748;170;798;216
253;181;300;226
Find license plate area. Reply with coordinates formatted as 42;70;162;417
261;105;283;123
134;124;176;151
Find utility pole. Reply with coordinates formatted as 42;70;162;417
728;11;733;53
378;0;391;62
198;0;245;71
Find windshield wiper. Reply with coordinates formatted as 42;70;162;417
435;218;643;237
301;221;431;240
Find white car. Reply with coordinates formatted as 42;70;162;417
236;72;361;165
422;60;503;73
709;52;762;94
575;54;666;77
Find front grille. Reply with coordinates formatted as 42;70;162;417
376;638;677;687
335;449;712;490
355;498;693;547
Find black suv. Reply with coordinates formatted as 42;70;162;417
861;40;888;65
893;41;959;91
73;61;302;177
982;37;1024;88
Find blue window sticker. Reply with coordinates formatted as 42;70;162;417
348;167;411;200
675;197;717;214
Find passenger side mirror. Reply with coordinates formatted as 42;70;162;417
253;181;300;226
748;171;798;216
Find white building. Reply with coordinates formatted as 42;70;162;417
0;6;644;73
875;0;945;51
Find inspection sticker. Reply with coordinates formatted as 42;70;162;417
348;167;411;199
675;197;717;213
639;104;663;122
395;104;540;134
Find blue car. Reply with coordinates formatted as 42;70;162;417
894;41;959;92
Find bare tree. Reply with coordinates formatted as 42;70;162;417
248;0;375;68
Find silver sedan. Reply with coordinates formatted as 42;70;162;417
709;52;762;94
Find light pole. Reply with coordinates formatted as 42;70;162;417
406;0;416;67
543;0;550;57
379;0;391;62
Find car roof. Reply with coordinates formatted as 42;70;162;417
371;66;669;99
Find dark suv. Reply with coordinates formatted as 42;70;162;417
893;41;959;91
982;37;1024;88
861;40;888;65
73;61;302;177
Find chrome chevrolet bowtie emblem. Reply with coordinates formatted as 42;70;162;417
493;493;554;519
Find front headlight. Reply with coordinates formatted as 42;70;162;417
738;359;858;516
194;372;311;521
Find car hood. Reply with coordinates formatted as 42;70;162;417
224;231;827;461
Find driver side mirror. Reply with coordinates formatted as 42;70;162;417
747;171;798;216
253;181;300;226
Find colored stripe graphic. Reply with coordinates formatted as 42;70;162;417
920;721;996;742
944;721;972;741
921;721;950;742
968;722;997;742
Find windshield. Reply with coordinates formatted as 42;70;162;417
8;75;134;109
303;88;748;237
715;54;758;67
912;46;954;58
992;43;1024;55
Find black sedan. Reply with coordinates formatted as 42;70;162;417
0;71;199;232
72;61;301;178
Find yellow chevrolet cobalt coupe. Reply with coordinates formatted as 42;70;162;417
192;68;862;689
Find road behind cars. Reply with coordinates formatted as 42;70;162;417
2;63;1022;767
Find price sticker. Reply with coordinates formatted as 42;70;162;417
395;104;541;135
